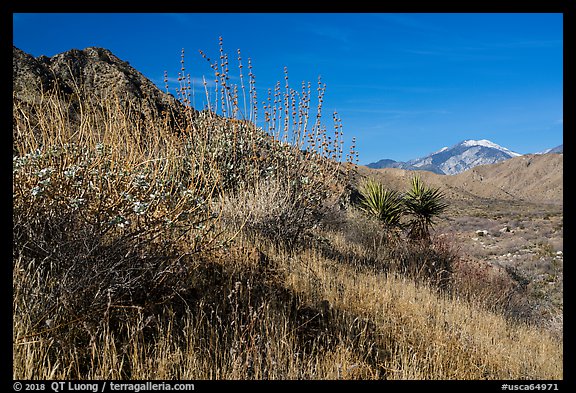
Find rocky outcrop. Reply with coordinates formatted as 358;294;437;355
13;46;192;127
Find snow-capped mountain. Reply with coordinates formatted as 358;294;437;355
367;139;522;175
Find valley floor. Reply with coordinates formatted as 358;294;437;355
436;198;563;337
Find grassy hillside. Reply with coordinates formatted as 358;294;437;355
12;44;562;380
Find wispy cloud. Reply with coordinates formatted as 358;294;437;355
151;75;217;91
403;47;511;62
336;83;459;94
344;108;451;118
308;25;350;44
294;21;353;47
164;13;194;25
404;39;561;61
373;14;447;33
403;49;444;56
487;40;562;49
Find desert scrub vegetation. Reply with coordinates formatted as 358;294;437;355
13;87;224;378
170;41;358;247
356;175;449;242
13;39;562;380
13;39;354;379
355;176;452;289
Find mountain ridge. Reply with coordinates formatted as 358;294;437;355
360;152;563;205
537;144;563;154
367;139;560;175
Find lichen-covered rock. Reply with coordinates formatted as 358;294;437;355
13;46;56;98
13;45;193;129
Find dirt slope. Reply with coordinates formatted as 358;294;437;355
357;153;563;205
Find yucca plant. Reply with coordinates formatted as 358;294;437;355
357;178;404;230
403;175;448;241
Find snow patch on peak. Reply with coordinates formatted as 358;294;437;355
460;139;521;157
462;139;499;148
433;146;449;154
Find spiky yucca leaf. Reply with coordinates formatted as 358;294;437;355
403;175;448;240
357;178;404;228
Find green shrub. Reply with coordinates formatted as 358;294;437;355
357;178;404;230
355;175;451;287
356;175;448;242
403;175;449;241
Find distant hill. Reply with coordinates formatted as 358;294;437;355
537;144;563;154
367;139;521;175
359;153;562;205
455;153;563;204
366;158;445;174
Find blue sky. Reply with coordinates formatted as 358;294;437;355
13;13;563;164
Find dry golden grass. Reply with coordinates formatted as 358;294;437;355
13;42;562;381
14;228;563;380
281;228;562;379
